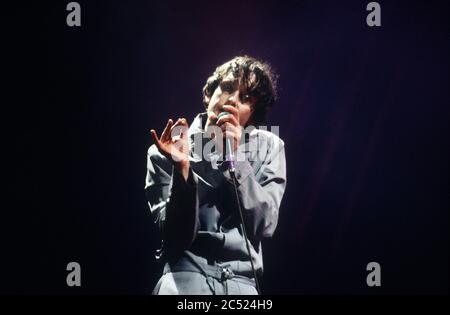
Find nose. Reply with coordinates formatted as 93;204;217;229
226;90;240;106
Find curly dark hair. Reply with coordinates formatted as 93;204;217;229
202;56;278;125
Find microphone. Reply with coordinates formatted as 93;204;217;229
217;111;236;173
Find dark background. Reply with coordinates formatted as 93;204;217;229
2;0;448;294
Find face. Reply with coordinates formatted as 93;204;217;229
206;72;256;127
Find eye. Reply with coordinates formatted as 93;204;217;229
241;94;251;102
220;81;235;93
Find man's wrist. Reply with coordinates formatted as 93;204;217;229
174;160;190;181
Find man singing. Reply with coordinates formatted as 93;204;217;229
145;56;286;295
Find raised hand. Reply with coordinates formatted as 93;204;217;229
150;118;190;180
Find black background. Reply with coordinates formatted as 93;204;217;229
2;0;448;294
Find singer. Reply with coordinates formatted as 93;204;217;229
145;56;286;295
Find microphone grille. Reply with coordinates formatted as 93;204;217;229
217;111;230;119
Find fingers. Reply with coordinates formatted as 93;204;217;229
220;122;240;139
171;118;189;139
208;112;218;121
160;119;174;142
150;129;159;142
152;117;189;143
222;104;239;117
205;112;218;129
150;129;162;150
178;118;189;140
216;112;239;128
222;127;240;151
171;118;188;130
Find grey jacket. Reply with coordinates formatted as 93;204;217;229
145;112;286;277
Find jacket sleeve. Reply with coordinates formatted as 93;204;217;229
144;144;200;257
222;132;287;245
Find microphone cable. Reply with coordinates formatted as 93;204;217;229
229;168;261;294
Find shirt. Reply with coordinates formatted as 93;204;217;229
145;112;286;277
